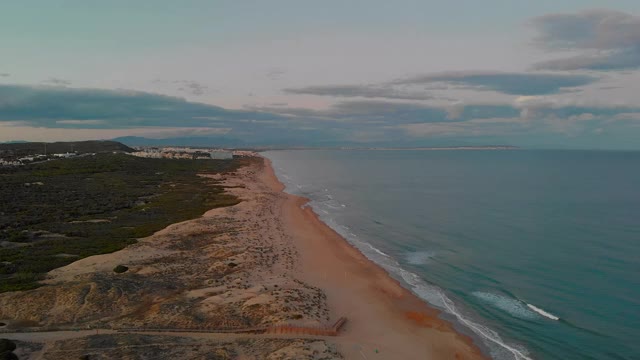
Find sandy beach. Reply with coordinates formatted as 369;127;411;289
0;156;487;359
261;157;486;360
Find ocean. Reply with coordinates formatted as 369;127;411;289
264;150;640;360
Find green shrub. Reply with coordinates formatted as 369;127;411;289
0;339;16;353
0;154;248;292
0;338;18;360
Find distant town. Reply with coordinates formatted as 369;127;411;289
0;141;257;167
0;140;515;167
0;151;93;167
130;147;256;160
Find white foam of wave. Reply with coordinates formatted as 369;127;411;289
312;205;533;359
473;292;539;320
363;242;390;258
324;203;344;210
406;251;435;265
346;239;533;360
391;262;532;360
265;157;532;360
315;194;346;211
441;294;534;360
527;303;559;321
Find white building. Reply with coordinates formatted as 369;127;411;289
210;150;233;159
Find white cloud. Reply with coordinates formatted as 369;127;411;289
531;9;640;70
0;123;231;142
612;113;640;121
401;117;526;138
56;120;107;125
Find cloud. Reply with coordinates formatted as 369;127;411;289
390;71;598;95
396;105;640;141
613;112;640;121
283;84;437;100
255;100;455;124
0;84;364;146
444;103;465;120
401;117;526;138
0;73;9;77
304;99;640;146
2;84;640;148
0;122;230;142
513;94;630;111
0;84;279;126
598;85;622;90
266;68;286;80
42;78;72;86
55;120;107;125
152;79;211;96
256;98;640;129
132;127;231;138
513;95;640;123
531;9;640;70
174;80;209;96
328;101;521;124
533;48;640;71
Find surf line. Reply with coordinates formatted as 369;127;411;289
526;303;560;321
439;293;533;360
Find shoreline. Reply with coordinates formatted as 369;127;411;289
0;155;488;359
260;156;488;359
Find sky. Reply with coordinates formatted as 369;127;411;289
2;1;640;149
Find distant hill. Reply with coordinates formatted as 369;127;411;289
0;140;134;157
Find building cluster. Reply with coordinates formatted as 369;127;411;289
0;147;258;167
0;159;21;166
130;147;235;160
0;152;78;167
231;150;259;157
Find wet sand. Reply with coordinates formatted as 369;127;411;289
261;157;487;359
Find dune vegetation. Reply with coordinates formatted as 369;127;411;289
0;153;245;292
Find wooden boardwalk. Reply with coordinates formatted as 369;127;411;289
116;317;347;337
266;317;347;336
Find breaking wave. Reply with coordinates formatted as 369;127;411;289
406;251;435;265
473;292;540;320
270;161;533;360
527;303;559;321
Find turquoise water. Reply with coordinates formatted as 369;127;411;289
264;150;640;360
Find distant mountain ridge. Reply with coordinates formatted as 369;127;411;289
0;138;520;152
113;136;245;147
0;140;134;156
112;136;522;150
